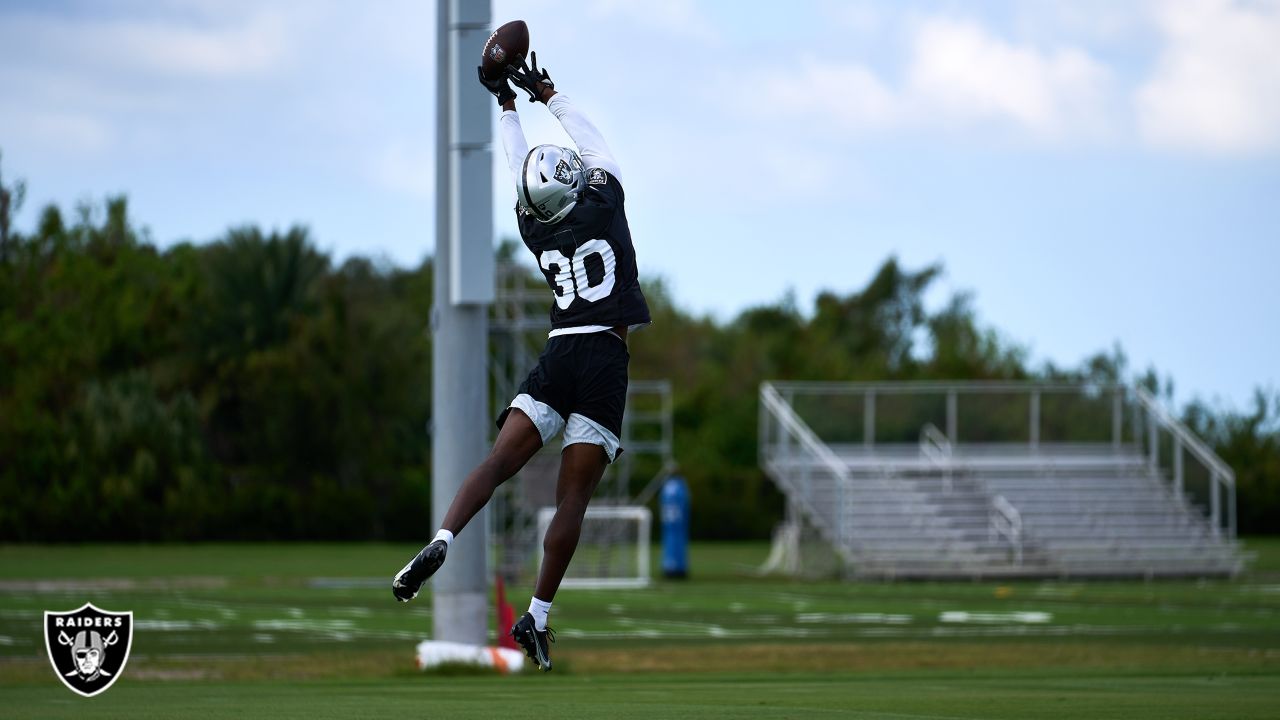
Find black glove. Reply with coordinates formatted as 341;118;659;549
476;66;516;105
506;51;554;103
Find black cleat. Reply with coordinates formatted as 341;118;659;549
510;612;555;671
391;540;447;602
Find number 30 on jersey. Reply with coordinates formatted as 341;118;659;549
539;238;616;309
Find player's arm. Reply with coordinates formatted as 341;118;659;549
508;54;621;181
478;68;527;194
498;103;528;191
546;94;621;181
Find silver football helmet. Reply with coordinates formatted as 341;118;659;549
519;144;584;224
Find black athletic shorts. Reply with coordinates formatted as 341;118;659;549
496;330;630;444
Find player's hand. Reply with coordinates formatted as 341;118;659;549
476;66;517;106
507;51;554;103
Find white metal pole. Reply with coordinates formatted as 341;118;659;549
1147;408;1158;472
1111;390;1122;449
1029;390;1040;449
1211;472;1221;536
1228;477;1237;539
432;0;492;646
946;390;957;444
1173;437;1183;496
863;390;875;448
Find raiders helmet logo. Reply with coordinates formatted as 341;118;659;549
44;603;133;697
587;168;607;185
553;159;573;185
489;44;506;64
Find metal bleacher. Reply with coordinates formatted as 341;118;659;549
759;381;1245;579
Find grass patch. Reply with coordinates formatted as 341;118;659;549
2;672;1279;719
0;541;1277;718
1242;536;1280;574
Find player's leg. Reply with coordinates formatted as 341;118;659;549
439;409;543;535
522;332;626;617
536;442;609;600
512;335;626;671
511;441;608;670
392;409;547;602
392;337;569;604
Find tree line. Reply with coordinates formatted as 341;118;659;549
1;164;1276;540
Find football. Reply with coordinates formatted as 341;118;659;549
480;20;529;81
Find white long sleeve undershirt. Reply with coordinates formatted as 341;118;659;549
498;109;529;194
546;94;621;181
498;94;621;198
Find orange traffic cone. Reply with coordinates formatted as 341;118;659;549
495;574;518;650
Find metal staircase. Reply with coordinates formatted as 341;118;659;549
759;381;1245;579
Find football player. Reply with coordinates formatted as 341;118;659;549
393;52;650;672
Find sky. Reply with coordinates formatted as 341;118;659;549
1;0;1277;409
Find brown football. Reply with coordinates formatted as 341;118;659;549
480;20;529;81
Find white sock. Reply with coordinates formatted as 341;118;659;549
433;529;454;549
528;597;552;631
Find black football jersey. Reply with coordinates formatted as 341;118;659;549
517;168;651;332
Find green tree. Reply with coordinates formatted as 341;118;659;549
0;150;25;263
1185;391;1280;534
2;157;1275;540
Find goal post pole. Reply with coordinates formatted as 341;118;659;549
431;0;493;647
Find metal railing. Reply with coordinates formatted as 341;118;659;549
761;380;1237;539
989;495;1023;565
1134;388;1236;538
919;423;953;491
759;383;854;555
766;380;1134;449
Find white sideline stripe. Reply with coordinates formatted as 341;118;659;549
309;577;387;588
253;619;356;631
135;620;223;631
0;610;39;619
796;612;913;625
939;611;1052;624
333;606;373;617
0;577;228;592
555;623;1191;641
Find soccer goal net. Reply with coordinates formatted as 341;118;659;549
536;505;651;589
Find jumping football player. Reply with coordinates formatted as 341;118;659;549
392;52;650;672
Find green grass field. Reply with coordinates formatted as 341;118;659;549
2;540;1278;719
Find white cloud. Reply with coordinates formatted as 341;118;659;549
104;12;292;78
760;57;898;132
0;6;292;82
585;0;720;43
1011;1;1148;46
752;15;1113;142
905;17;1113;139
0;110;112;155
1136;0;1280;154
